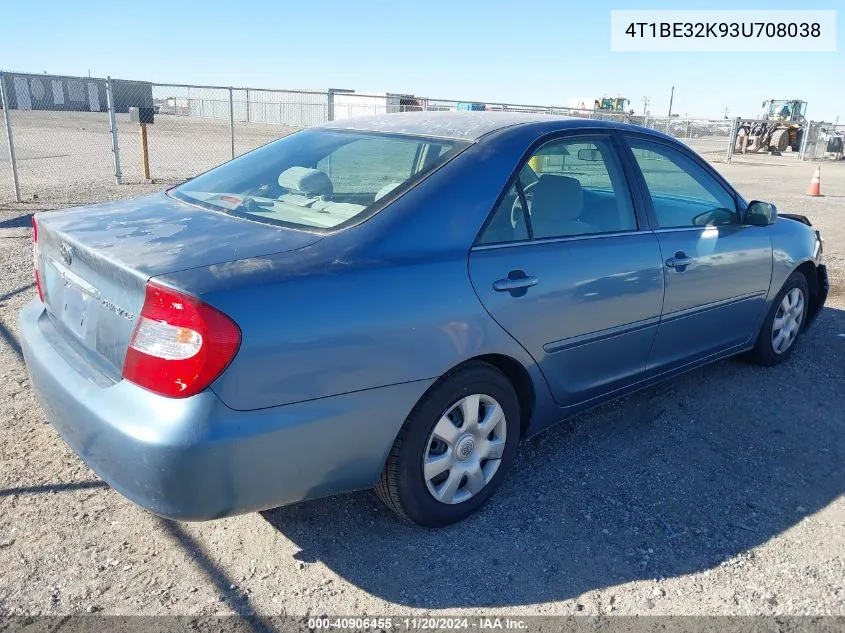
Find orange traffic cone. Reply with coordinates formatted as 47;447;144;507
807;166;823;197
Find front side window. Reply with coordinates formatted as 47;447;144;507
478;136;636;244
171;129;465;231
626;137;739;228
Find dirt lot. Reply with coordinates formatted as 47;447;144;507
0;152;843;618
0;111;298;205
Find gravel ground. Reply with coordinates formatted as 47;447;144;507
0;110;298;204
0;153;843;618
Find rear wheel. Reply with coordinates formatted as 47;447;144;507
747;271;809;366
375;362;520;527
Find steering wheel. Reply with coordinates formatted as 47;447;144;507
510;180;537;229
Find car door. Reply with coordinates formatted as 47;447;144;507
622;135;774;371
468;133;665;408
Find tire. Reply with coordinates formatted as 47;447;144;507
375;361;520;527
770;128;790;153
747;271;809;366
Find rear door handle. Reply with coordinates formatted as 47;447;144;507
665;252;693;268
493;276;539;292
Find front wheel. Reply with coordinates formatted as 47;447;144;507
375;362;520;527
747;271;809;366
770;128;790;153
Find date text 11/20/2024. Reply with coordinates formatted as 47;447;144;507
306;617;528;630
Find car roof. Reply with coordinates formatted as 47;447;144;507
319;110;668;142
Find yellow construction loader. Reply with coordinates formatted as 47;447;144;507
738;99;807;153
594;96;631;113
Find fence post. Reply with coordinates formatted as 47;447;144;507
228;87;235;160
726;117;739;164
326;89;335;122
0;73;22;202
799;122;811;161
105;77;122;184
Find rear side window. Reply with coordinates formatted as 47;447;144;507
171;129;465;232
478;136;636;244
626;138;739;228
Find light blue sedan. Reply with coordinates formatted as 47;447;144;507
19;112;828;526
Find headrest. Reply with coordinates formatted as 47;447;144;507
278;167;333;197
374;182;402;202
531;174;583;221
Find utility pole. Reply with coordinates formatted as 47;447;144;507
668;85;675;117
642;96;650;115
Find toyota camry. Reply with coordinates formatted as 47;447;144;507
20;112;828;526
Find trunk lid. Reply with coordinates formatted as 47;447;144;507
35;192;320;377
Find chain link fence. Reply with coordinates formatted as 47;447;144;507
0;92;16;204
724;118;845;163
115;85;327;184
799;122;844;162
636;116;736;161
0;73;117;204
5;70;838;206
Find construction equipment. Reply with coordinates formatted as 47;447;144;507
594;96;631;113
737;99;807;153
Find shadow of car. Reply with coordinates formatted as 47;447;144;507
261;308;844;608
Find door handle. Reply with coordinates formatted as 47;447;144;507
493;275;539;292
665;252;693;269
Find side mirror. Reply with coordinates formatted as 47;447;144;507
746;200;778;226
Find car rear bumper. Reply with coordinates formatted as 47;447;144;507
19;299;431;521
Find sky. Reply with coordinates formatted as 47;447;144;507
1;0;843;122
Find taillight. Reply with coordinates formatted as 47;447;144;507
32;216;44;302
122;282;241;398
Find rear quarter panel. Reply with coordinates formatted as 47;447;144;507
195;252;544;411
157;135;559;419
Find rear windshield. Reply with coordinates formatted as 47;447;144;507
170;129;467;232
